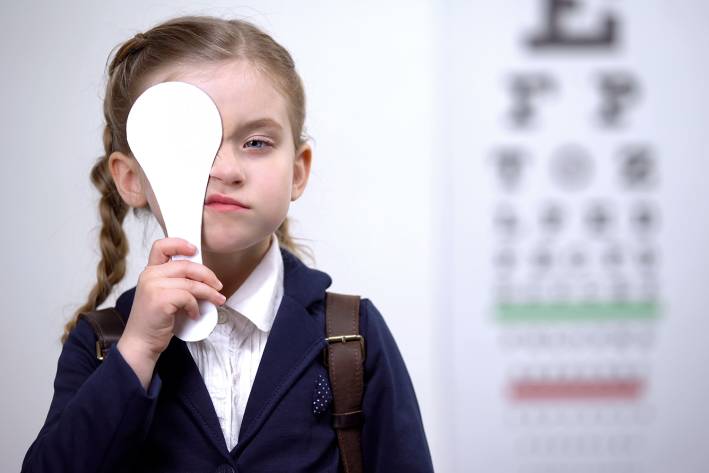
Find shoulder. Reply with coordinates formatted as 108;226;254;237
358;297;385;333
322;293;401;369
61;289;135;357
60;315;104;375
356;298;404;366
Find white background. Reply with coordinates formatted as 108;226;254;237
0;1;442;471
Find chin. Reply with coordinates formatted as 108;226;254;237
201;230;271;255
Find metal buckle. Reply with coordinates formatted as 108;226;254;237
323;334;365;367
95;341;105;361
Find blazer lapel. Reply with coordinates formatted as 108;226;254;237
116;288;229;456
234;248;332;453
114;247;333;458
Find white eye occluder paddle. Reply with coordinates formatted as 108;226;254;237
127;81;223;341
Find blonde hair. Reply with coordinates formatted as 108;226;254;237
62;15;312;343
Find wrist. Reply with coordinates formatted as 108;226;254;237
117;335;160;391
117;335;161;365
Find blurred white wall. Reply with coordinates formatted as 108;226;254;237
0;1;445;471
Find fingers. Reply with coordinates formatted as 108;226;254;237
147;237;197;266
145;259;223;291
145;238;223;290
140;237;225;321
167;289;202;319
157;278;227;308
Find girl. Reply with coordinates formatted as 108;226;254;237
21;15;433;473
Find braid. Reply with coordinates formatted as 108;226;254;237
60;126;130;344
107;33;149;76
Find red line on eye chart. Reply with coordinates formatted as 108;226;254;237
509;378;645;401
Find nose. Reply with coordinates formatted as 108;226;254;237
209;142;245;185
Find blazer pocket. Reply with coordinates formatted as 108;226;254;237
311;370;333;416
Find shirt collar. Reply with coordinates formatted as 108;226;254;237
222;233;284;332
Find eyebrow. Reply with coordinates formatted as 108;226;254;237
228;118;284;138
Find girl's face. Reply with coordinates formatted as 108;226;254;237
124;59;311;255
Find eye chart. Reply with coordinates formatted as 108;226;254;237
439;1;709;472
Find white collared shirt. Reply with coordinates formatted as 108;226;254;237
186;233;284;451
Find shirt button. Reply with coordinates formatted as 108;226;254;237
214;464;236;473
217;306;229;324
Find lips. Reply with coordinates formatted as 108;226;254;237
204;193;250;208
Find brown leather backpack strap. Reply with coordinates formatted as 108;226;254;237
78;308;126;361
325;291;364;473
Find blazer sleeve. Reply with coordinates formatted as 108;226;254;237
21;317;162;473
360;298;434;472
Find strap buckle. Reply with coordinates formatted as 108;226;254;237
323;334;365;367
95;341;106;361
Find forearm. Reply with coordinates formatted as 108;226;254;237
22;323;161;473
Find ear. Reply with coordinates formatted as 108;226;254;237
108;151;149;208
290;142;312;201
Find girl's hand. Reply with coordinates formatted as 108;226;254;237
116;237;225;389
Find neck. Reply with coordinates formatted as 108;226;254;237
201;236;273;300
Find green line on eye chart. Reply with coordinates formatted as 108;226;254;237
496;301;660;322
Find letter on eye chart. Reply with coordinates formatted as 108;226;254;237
127;81;222;341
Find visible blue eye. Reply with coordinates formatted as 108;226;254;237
244;138;272;149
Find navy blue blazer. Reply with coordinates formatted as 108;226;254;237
22;248;434;473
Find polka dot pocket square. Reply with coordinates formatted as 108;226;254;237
312;372;333;416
